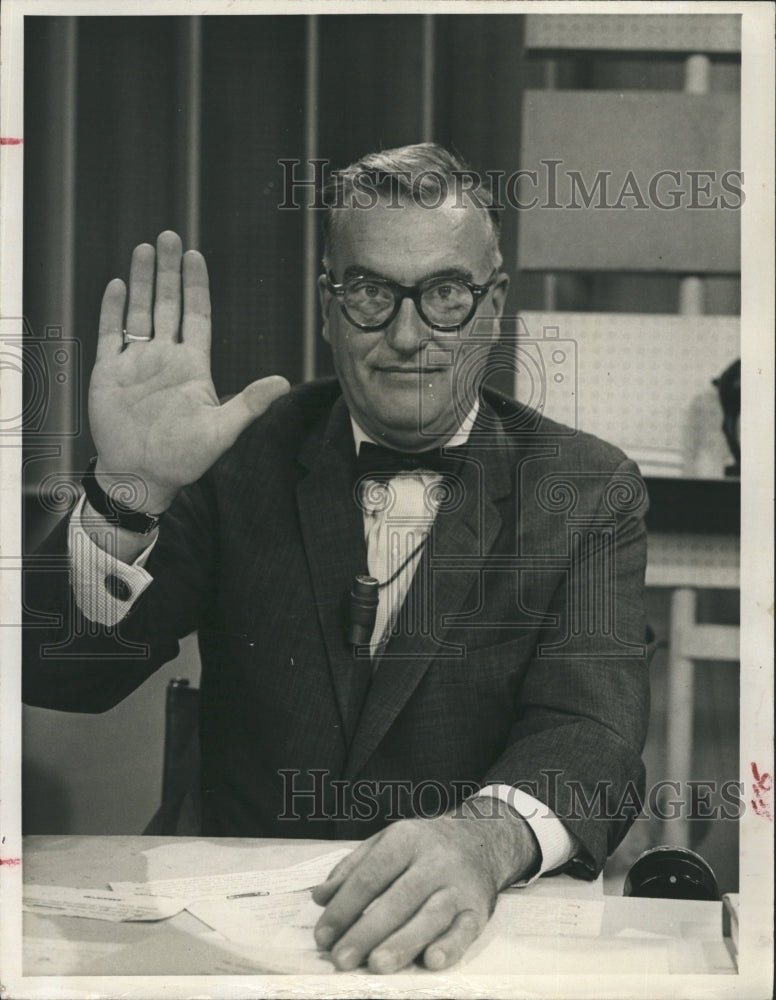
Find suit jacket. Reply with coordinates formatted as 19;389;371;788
23;379;650;876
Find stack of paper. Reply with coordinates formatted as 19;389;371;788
23;885;187;922
110;846;351;901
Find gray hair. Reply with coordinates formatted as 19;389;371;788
322;142;503;271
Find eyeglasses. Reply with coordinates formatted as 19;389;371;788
325;270;499;332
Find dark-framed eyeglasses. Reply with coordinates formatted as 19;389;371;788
325;269;499;332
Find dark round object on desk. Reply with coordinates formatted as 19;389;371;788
623;846;720;901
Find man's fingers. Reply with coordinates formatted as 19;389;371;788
312;836;382;906
422;908;483;971
181;250;211;352
365;887;460;974
313;837;410;953
125;243;155;339
153;231;183;342
329;875;454;973
97;279;127;359
216;376;290;447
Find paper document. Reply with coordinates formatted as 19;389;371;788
22;885;187;922
503;897;605;938
138;838;338;882
458;930;674;976
188;893;336;974
186;879;604;975
110;846;352;901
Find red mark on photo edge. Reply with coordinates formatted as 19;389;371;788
0;857;22;866
750;762;773;820
0;137;23;144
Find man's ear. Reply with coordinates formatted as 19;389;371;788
491;272;510;319
480;272;510;343
317;273;331;343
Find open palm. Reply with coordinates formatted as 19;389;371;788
89;232;288;513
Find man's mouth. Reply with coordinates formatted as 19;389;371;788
376;365;444;375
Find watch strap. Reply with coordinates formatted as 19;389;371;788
81;457;162;535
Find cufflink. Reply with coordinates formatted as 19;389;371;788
104;573;132;602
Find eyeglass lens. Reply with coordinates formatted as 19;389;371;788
344;278;474;328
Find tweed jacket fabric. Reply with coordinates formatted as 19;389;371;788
23;378;650;875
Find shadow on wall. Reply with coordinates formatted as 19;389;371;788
22;758;74;834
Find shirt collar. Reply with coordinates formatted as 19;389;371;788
350;401;480;455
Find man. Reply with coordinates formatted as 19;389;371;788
24;144;650;973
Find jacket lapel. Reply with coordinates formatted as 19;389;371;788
296;397;369;745
345;408;516;779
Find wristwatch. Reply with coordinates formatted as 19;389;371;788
81;457;163;535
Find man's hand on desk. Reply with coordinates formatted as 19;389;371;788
312;799;540;974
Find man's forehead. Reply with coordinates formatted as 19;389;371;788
328;195;494;276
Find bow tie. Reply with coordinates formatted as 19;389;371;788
356;442;462;481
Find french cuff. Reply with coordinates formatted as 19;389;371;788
68;494;156;626
474;784;579;885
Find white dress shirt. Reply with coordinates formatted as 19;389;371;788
69;408;578;877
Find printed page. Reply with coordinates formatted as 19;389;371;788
22;885;188;922
110;847;351;901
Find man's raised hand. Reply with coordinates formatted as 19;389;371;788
89;231;289;515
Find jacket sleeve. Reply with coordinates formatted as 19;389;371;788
22;473;218;713
481;458;651;877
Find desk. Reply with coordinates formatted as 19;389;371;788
22;836;735;978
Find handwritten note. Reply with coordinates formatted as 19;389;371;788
503;897;605;938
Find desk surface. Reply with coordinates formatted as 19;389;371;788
21;835;735;979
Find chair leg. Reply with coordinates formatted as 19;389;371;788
666;587;696;849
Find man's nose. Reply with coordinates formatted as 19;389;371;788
384;298;426;354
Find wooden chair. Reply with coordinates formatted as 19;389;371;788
516;13;741;858
664;588;739;848
143;678;201;836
